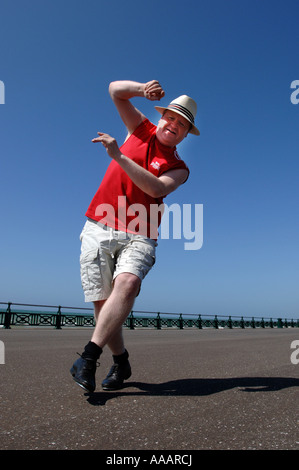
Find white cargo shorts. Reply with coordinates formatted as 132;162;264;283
79;219;157;302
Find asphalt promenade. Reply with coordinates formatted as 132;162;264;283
0;327;298;451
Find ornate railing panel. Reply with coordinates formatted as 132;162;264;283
1;302;298;330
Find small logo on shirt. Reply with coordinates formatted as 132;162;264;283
150;160;161;170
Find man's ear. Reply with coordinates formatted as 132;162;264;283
185;126;192;138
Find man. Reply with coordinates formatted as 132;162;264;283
70;79;200;393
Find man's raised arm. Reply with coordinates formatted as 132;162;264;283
109;80;165;136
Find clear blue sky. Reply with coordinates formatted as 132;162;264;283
1;0;298;319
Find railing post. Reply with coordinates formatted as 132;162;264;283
251;317;255;328
240;317;245;329
179;314;184;330
228;316;233;329
55;305;62;329
4;302;12;329
277;318;283;328
213;315;218;329
197;315;202;329
156;312;161;330
129;311;135;330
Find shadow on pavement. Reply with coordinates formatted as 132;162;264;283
86;376;299;406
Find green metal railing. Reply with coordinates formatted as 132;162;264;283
0;302;298;330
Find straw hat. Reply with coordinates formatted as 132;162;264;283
155;95;200;135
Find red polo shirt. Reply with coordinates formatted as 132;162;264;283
85;119;189;239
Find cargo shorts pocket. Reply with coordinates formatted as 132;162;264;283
115;238;157;281
80;248;101;292
135;242;156;279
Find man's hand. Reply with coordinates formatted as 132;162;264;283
92;132;121;160
143;80;165;101
91;130;188;199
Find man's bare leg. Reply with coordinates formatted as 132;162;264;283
93;301;125;356
91;272;140;350
93;273;140;390
71;272;140;392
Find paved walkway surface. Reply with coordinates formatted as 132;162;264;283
0;327;298;451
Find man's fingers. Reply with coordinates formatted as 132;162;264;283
92;132;106;142
147;85;164;95
145;81;165;101
145;80;164;96
146;92;165;101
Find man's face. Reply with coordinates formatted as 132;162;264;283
156;110;190;147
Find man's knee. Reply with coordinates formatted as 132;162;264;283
114;272;141;296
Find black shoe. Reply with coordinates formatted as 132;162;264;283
102;361;131;391
70;355;98;393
